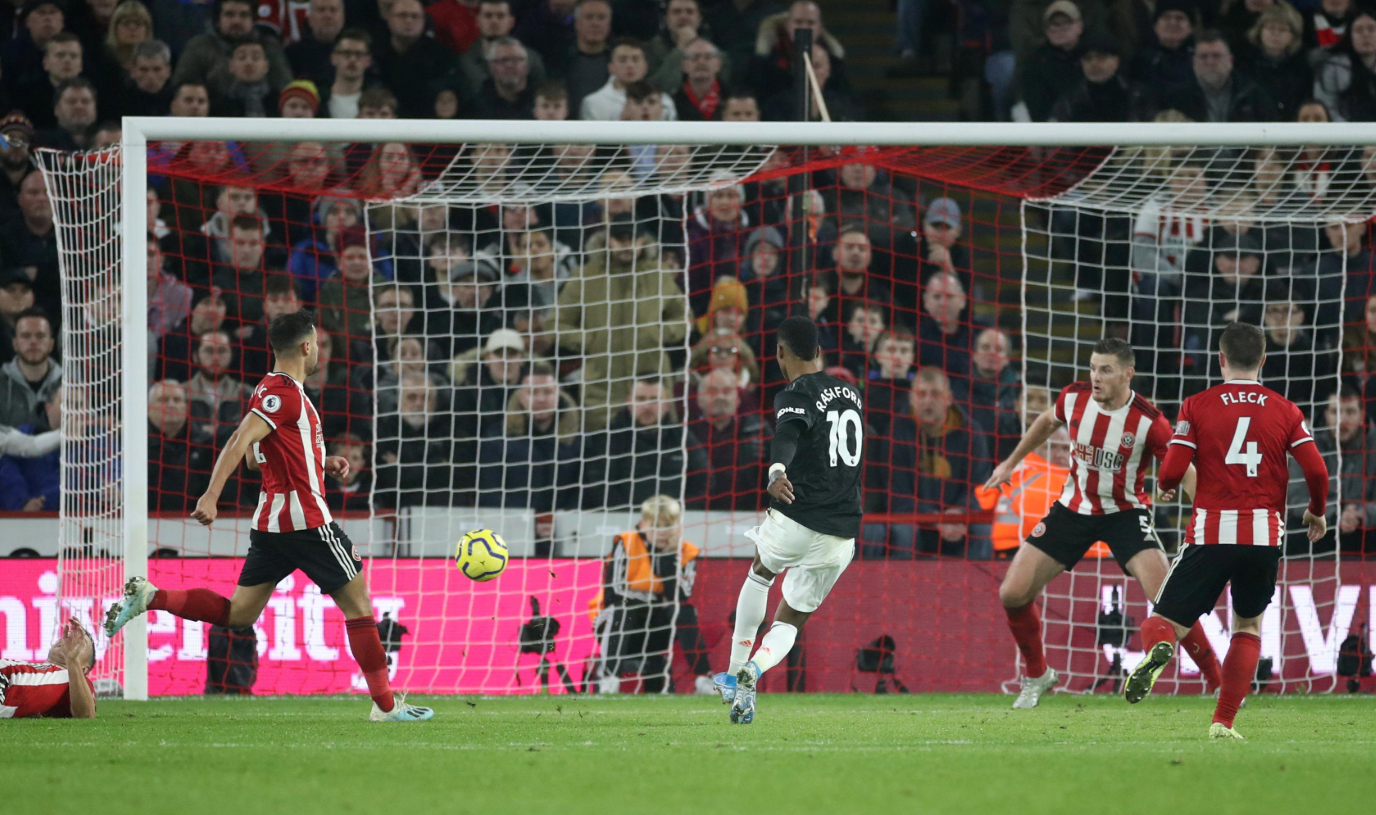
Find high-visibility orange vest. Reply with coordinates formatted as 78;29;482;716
976;453;1110;557
587;531;701;620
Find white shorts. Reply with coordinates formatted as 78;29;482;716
745;509;855;613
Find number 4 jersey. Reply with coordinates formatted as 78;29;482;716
770;371;865;538
1169;379;1314;546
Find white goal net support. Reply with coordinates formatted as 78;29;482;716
25;120;1372;699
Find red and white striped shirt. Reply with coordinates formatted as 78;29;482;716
0;660;92;718
248;372;333;533
1054;382;1172;515
1170;380;1312;546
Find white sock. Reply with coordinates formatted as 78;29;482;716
729;571;773;673
751;621;798;674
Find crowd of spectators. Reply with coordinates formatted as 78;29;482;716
3;0;1376;560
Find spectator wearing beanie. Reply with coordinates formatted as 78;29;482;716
1132;0;1197;100
1050;32;1154;122
279;78;322;117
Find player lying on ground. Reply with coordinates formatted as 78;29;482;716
984;338;1223;709
105;310;431;722
2;617;96;719
1124;323;1328;740
713;316;863;724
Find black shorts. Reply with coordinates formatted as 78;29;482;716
239;522;362;594
1152;544;1282;626
1024;503;1163;571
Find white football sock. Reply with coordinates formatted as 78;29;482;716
750;621;798;674
729;571;773;674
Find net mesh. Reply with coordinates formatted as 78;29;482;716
34;134;1365;697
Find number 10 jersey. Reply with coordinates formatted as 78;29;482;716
770;371;865;538
1169;379;1313;546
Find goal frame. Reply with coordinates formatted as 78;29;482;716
112;118;1373;699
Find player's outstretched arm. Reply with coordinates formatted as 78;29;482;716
983;408;1063;490
191;413;274;526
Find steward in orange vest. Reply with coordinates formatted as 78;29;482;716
589;496;714;693
976;437;1110;558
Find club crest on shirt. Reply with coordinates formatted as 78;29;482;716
1031;522;1046;538
1175;421;1190;435
263;394;282;413
351;546;361;562
1120;432;1136;447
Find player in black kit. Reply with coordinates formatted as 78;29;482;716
712;316;863;724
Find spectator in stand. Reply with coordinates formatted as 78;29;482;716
829;162;916;253
864;327;916;436
317;29;372;119
285;0;346;88
209;38;281;116
289;196;360;303
916;197;971;293
579;377;707;509
1016;0;1085;123
157;292;227;382
325;434;372;511
0;307;59;427
1304;0;1356;50
0;171;61;321
307;328;367;440
428;254;504;359
0;384;61;511
762;42;855;120
370;0;451;118
535;80;570;120
370;333;443;417
689;326;761;391
1240;2;1309;121
1132;0;1196;100
1317;386;1376;553
962;327;1022;457
3;0;67;100
453;326;526;443
740;225;788;358
686;366;764;509
648;0;719;91
837;299;885;381
319;227;382;342
472;36;536;118
238;275;301;376
146;380;213;511
1181;233;1266;373
806;274;842;356
1313;9;1376;122
580;38;675;120
751;1;845;100
1169;30;1275;122
830;227;888;311
672;37;727;121
1261;294;1333;406
171;0;291;92
1319;218;1372;327
865;367;991;559
554;219;688;429
551;0;611;111
916;269;974;376
105;0;154;71
184;328;253;439
201;184;272;265
685;185;749;315
374;371;455;507
505;227;573;312
459;0;547;96
13;32;84;130
0;269;36;366
147;234;193;348
721;90;761;121
1049;33;1153;122
36;78;99;150
0;115;35;220
477;360;580;511
211;215;280;324
426;0;481;55
123;39;173;116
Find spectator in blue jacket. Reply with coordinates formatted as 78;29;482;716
0;384;61;511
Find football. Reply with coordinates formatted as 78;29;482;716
454;528;509;582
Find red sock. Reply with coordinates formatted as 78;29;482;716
1181;622;1223;692
1005;603;1048;678
1140;615;1179;649
1214;633;1260;728
346;617;395;713
149;589;231;627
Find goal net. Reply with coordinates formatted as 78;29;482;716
30;122;1363;698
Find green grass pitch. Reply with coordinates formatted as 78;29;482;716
4;694;1374;815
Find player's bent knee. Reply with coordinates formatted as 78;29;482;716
998;577;1037;609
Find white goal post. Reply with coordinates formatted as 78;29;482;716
90;118;1371;699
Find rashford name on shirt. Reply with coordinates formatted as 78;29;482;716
813;386;861;412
